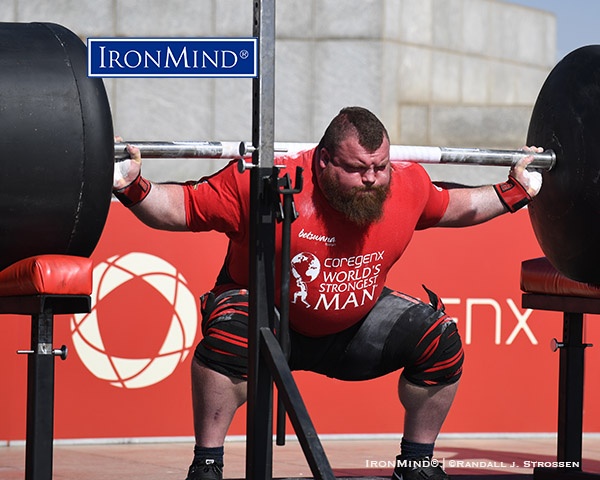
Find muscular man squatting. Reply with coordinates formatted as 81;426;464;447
113;106;543;480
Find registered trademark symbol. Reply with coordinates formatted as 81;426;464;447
240;49;249;59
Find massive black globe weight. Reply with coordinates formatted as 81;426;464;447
527;45;600;284
0;22;113;271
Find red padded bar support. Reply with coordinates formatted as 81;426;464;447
521;257;600;480
0;255;92;297
0;255;92;480
521;257;600;298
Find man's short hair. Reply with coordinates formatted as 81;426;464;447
317;106;389;157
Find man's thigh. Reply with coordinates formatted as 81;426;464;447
289;287;463;386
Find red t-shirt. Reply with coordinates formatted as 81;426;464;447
184;148;449;337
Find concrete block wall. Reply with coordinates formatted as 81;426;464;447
1;0;556;184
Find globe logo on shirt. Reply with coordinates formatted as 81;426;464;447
290;252;321;308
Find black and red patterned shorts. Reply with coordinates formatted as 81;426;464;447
194;285;463;387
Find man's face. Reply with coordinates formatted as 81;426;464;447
318;135;391;226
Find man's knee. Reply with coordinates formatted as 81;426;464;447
403;317;464;387
195;288;250;380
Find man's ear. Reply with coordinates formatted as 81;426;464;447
319;147;330;168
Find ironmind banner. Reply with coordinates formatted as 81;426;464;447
87;38;258;78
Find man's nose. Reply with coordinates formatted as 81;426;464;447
361;167;376;185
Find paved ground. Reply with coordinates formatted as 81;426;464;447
2;435;600;479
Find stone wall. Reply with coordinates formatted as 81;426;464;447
1;0;556;183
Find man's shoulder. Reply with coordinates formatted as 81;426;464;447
390;161;432;187
281;147;315;167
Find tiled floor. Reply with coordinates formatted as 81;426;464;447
2;435;600;479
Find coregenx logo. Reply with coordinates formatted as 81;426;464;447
87;37;257;78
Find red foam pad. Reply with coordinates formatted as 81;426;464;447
521;257;600;298
0;255;93;296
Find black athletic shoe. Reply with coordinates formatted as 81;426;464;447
185;459;224;480
392;456;449;480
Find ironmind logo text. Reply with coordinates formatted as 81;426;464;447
87;38;258;78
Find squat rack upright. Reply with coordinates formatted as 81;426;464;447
245;1;336;479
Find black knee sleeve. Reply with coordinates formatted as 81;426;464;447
402;314;464;387
194;288;250;380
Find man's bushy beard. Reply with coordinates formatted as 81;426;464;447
320;171;390;226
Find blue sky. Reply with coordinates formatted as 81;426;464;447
505;0;600;61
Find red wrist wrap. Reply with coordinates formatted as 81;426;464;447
493;175;532;213
113;174;152;207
